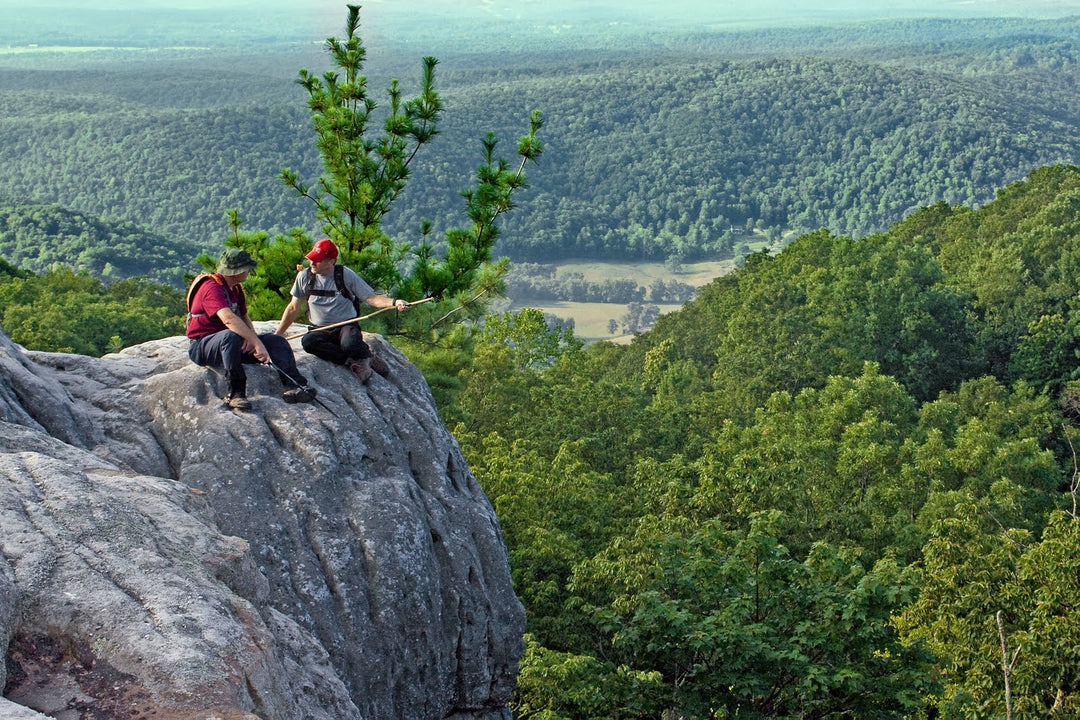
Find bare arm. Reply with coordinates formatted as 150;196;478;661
275;296;306;335
366;294;410;312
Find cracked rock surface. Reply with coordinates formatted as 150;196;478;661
0;324;523;720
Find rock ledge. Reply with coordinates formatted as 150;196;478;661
0;326;523;720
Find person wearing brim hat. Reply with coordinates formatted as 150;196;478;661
274;238;409;384
187;247;317;410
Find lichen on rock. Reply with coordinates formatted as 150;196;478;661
0;325;523;720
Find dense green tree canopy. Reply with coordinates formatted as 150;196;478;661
0;266;184;354
445;166;1080;717
6;160;1080;717
9;12;1080;715
0;202;200;287
4;18;1080;276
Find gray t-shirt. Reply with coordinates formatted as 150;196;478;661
290;266;375;326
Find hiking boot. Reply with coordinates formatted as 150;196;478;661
370;354;391;378
347;358;372;384
282;385;317;404
225;394;252;412
225;370;247;401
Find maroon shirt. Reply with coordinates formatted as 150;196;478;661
186;274;247;339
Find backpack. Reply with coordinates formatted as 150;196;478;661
305;264;361;315
186;272;244;323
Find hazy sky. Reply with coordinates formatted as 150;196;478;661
4;0;1080;50
7;0;1080;24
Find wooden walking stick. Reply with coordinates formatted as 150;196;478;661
285;296;435;341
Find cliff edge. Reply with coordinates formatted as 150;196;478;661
0;324;524;720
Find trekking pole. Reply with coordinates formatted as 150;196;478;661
285;296;435;341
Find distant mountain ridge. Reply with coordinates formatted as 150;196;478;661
3;16;1080;273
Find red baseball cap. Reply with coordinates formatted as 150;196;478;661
305;238;339;263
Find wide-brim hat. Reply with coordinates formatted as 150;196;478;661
217;247;257;276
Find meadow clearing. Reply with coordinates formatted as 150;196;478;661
501;252;760;341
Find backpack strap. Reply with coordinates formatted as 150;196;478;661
306;266;337;298
335;264;347;297
186;273;219;318
334;263;361;313
301;264;362;314
186;272;242;320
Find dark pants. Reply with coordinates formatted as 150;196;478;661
301;324;370;365
189;330;308;393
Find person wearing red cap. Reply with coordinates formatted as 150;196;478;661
274;239;409;383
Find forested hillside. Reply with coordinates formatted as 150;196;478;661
7;160;1080;716
3;17;1080;277
9;12;1080;715
0;201;200;285
445;164;1080;717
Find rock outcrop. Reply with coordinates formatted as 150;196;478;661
0;324;524;719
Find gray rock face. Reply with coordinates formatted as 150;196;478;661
0;325;524;719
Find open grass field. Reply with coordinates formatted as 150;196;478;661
502;237;779;342
502;242;772;341
499;298;685;342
